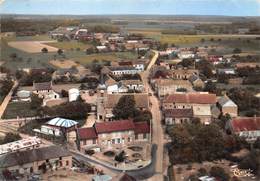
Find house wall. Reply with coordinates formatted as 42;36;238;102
237;130;260;142
98;130;135;147
80;139;97;147
165;117;191;125
135;133;149;141
5;156;72;174
157;84;193;97
222;106;238;117
163;103;192;110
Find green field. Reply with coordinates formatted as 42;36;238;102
3;102;38;119
74;52;138;65
0;35;139;70
45;40;93;51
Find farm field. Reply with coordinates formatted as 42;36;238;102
45;40;93;51
1;35;139;70
8;41;58;53
2;102;38;119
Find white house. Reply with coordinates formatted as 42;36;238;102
68;88;80;102
178;51;195;59
33;82;60;106
107;83;128;94
108;66;140;76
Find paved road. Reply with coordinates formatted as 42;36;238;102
0;80;18;119
141;50;165;180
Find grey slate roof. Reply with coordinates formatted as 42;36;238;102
33;82;52;91
0;145;71;168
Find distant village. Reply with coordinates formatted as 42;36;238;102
0;23;260;181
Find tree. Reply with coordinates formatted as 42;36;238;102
115;151;126;162
112;95;139;119
210;166;230;181
233;48;242;54
15;70;25;80
204;81;216;93
61;89;68;97
41;47;48;53
9;53;17;61
30;94;43;109
86;47;94;54
57;49;63;55
167;123;226;164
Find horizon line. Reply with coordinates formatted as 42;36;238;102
1;13;259;18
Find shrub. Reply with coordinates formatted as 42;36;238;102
114;151;126;162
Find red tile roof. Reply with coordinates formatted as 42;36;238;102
164;93;216;104
78;127;97;140
134;122;150;134
231;117;260;132
95;120;135;134
164;109;193;118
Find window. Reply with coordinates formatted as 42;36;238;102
117;138;121;144
112;139;115;144
83;140;86;145
128;137;131;142
135;134;138;139
59;157;62;160
143;134;147;139
93;139;96;144
66;160;69;166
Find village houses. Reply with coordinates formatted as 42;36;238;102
151;79;193;97
0;145;72;175
227;117;260;142
162;92;217;124
78;120;150;150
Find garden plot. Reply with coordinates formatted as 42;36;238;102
8;41;58;53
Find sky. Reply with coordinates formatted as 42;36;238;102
1;0;260;16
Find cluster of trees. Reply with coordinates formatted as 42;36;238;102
228;88;260;116
17;69;53;86
195;59;214;78
167;123;236;164
0;79;13;101
43;100;91;120
88;59;111;74
161;29;197;35
112;95;152;123
237;67;260;85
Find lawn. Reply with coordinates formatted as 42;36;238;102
2;102;38;119
44;40;93;51
160;34;260;45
